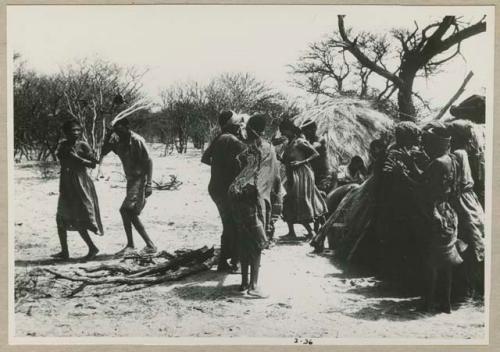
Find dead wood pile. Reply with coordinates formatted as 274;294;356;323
17;246;219;300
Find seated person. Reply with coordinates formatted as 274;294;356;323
337;156;368;186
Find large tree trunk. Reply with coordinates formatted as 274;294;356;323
397;65;418;121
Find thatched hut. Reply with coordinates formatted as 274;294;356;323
292;98;395;171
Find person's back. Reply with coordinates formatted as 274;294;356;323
104;130;150;180
207;132;246;198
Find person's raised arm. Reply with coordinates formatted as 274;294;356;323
99;128;115;163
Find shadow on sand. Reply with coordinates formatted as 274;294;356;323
313;249;425;321
170;269;246;301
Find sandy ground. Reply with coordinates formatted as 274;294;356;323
13;145;485;340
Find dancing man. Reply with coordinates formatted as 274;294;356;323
101;117;156;256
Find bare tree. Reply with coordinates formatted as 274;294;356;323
336;15;486;120
290;39;352;98
156;73;299;152
59;58;147;158
14;55;65;161
159;81;207;153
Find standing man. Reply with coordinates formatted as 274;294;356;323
202;111;246;272
101;117;156;256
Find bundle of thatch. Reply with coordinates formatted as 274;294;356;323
292;98;394;171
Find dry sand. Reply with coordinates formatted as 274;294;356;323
13;145;485;340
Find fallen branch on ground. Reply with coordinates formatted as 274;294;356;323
44;246;218;297
152;175;182;191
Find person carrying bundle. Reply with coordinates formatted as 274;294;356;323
229;114;282;298
378;121;429;282
391;124;463;313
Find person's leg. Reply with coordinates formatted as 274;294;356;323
117;207;135;253
130;213;156;250
248;251;269;298
227;216;240;271
53;224;69;259
79;229;99;259
283;222;297;238
239;259;249;291
249;252;262;290
302;222;316;238
440;264;453;314
422;264;437;312
215;199;233;271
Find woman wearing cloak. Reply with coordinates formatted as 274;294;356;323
229;114;282;298
447;120;485;296
53;120;103;260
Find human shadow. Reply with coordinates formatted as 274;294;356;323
273;236;310;246
345;298;424;322
15;253;119;267
337;267;425;322
171;269;247;301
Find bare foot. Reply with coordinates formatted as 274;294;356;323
139;245;157;256
247;287;269;299
51;252;69;260
310;241;324;254
114;246;135;257
279;233;298;240
238;284;249;292
84;248;99;261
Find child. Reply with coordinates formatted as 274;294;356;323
229;114;281;298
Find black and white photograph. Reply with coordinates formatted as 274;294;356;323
7;4;494;344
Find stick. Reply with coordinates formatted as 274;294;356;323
435;71;474;121
128;246;213;278
45;253;218;287
79;264;138;275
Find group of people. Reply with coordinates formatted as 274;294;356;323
51;108;485;307
203;111;485;307
53;117;156;261
311;120;485;313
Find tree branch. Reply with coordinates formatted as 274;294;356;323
338;15;404;87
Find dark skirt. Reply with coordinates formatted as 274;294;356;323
283;164;327;223
232;196;268;262
56;167;103;235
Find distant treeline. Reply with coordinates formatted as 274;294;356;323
14;54;298;162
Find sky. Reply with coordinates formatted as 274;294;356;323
7;5;495;111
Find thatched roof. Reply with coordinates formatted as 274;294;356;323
293;98;394;170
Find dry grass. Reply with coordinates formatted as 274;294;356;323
293;98;394;170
